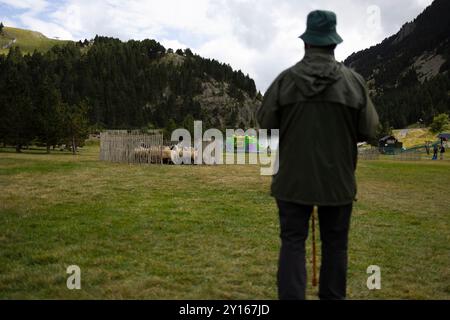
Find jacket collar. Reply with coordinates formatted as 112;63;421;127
303;48;336;61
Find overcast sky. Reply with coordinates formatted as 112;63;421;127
0;0;434;92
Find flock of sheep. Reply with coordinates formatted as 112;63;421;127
133;143;198;164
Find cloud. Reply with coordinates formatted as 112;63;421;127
0;0;434;92
0;0;48;12
159;39;188;51
19;14;74;40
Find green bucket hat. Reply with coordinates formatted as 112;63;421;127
299;10;343;46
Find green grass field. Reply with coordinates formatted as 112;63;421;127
0;144;449;299
0;27;69;55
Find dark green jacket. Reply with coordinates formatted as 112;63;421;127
257;48;379;206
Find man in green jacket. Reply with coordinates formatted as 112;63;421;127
257;10;379;300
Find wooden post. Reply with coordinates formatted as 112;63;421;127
312;206;318;287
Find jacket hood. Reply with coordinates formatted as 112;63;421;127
290;48;342;97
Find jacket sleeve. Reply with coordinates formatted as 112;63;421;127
357;79;379;142
257;77;281;130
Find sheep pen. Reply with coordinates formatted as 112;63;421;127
100;131;166;164
99;131;199;165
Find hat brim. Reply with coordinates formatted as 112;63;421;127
299;30;343;46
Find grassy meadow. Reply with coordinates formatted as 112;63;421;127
391;128;440;148
0;143;449;299
0;27;69;55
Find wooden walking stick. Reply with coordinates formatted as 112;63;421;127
311;206;318;287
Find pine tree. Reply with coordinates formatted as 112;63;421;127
62;101;90;154
35;79;65;153
182;114;195;137
164;119;178;141
2;47;34;152
430;113;450;134
184;48;193;57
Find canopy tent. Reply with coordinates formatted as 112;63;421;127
437;133;450;141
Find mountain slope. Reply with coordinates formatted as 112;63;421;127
0;26;69;55
344;0;450;128
0;34;260;131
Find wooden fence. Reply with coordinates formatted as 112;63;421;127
358;147;422;161
393;149;422;161
100;131;164;164
358;147;380;160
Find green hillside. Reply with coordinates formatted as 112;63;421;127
0;26;69;55
392;128;438;148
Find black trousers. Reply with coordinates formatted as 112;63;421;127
276;199;352;300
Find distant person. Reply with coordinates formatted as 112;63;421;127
257;10;379;300
433;144;438;160
440;144;445;160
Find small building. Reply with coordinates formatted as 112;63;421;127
379;135;403;154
